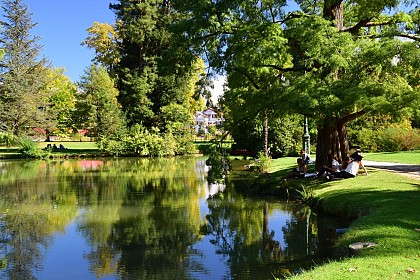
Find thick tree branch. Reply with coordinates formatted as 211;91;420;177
362;32;420;41
342;18;373;34
276;12;306;24
340;109;366;124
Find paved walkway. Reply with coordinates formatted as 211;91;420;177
363;160;420;180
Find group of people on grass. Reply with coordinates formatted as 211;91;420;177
45;143;67;151
285;148;368;180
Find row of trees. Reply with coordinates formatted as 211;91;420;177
0;0;419;163
0;0;210;156
0;0;124;143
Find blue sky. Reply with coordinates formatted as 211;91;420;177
21;0;117;82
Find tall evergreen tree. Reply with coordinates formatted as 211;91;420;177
0;0;49;135
109;0;202;130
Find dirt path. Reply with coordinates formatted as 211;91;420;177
363;160;420;180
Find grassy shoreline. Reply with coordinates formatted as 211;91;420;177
262;158;419;279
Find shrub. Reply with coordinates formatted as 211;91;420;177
98;138;126;156
0;132;18;148
378;127;420;151
348;117;420;152
18;137;46;158
250;152;272;174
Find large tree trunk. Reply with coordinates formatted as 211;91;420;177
315;117;349;171
315;1;355;170
323;0;344;30
316;111;365;171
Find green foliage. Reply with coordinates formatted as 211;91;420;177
175;0;419;167
0;132;18;148
78;64;126;141
124;124;176;157
0;0;49;135
44;68;77;136
81;22;120;72
205;142;231;183
96;139;125;157
17;138;46;158
250;152;272;174
378;127;420;151
109;0;202;129
348;117;420;152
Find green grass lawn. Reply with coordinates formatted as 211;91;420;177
265;156;420;280
363;150;420;164
0;141;100;158
36;141;98;150
289;171;419;279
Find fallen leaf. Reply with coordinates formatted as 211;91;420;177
406;268;417;273
348;267;357;272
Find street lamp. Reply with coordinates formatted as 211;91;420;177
302;117;310;155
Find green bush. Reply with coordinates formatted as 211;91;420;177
378;127;420;151
0;132;18;148
123;124;177;157
97;139;126;156
348;117;420;152
18;138;47;158
250;152;272;174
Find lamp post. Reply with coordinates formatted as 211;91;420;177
302;117;310;155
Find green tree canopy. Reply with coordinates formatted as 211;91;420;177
77;64;126;140
107;0;207;130
174;0;420;167
43;68;77;137
0;0;49;135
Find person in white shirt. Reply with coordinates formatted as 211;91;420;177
330;154;368;179
317;154;340;178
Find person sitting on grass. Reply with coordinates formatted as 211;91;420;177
300;149;313;164
339;156;351;171
327;154;368;180
284;158;307;179
317;154;340;178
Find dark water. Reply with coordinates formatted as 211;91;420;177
0;157;338;280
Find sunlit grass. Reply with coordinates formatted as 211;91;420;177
285;170;420;280
364;150;420;164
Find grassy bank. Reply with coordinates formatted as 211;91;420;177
264;158;419;279
0;141;100;159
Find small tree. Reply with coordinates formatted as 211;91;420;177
44;68;77;139
77;64;126;142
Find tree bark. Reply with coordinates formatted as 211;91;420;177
315;110;365;171
323;0;344;30
263;111;268;157
315;117;348;171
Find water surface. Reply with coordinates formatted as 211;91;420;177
0;158;334;279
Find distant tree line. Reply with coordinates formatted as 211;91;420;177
0;0;419;161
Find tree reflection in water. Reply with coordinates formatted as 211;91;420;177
0;158;327;280
200;189;319;279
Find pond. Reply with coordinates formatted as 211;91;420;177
0;157;340;280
